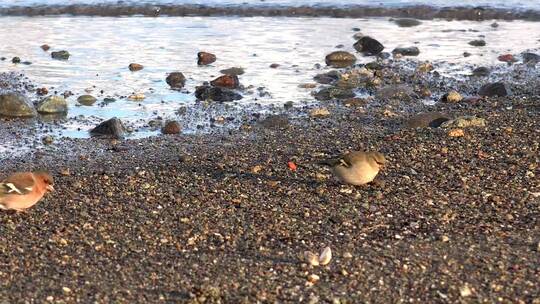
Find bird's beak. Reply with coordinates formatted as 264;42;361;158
46;184;55;192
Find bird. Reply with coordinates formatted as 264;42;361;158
0;171;54;212
322;151;386;186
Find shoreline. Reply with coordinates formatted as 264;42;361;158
0;4;539;21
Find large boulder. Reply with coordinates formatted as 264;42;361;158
195;85;242;102
166;72;186;89
90;117;126;139
0;93;37;117
354;36;384;56
77;95;97;106
37;95;68;113
325;51;357;68
392;46;420;56
478;82;510;97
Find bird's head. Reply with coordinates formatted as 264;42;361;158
369;152;387;169
35;172;55;192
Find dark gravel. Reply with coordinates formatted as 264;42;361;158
0;60;539;303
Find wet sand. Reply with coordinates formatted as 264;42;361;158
1;58;539;302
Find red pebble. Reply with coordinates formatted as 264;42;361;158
287;161;297;171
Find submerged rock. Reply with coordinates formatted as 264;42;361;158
37;96;68;114
325;51;357;68
354;36;384;56
220;67;245;76
51;50;70;60
472;67;490;77
198;51;216;65
11;57;21;64
210;75;240;89
392;46;420;56
162;120;181;134
478;82;510;97
195;85;242;102
393;18;422;27
468;40;486;47
0;93;37;117
129;63;144;71
90;117;126;139
78;95;97;106
166;72;186;89
405;112;450;128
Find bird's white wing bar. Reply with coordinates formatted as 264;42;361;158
4;183;23;194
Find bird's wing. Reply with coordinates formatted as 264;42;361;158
341;151;366;167
0;173;35;195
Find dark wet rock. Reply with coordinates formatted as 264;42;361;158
166;72;186;89
376;84;414;100
259;114;290;129
393;18;422;27
162;120;181;135
0;93;37;117
392;46;420;56
498;54;517;63
468;40;486;47
325;51;357;68
36;87;48;96
21;61;32;65
195;85;242;102
197;51;217;65
269;63;280;68
51;50;70;60
90;117;126;139
77;95;97;106
354;36;384;56
491;22;499;28
335;44;344;49
313;87;355;101
210;75;240;89
40;44;50;51
522;52;540;64
463;52;472;57
352;27;360;31
37;96;68;114
220;67;245;76
365;61;384;70
478;82;510;97
313;71;340;84
11;57;21;64
0;57;5;61
129;63;144;71
405;112;450;128
472;66;490;77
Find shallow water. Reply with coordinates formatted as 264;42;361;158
0;16;539;139
1;0;540;10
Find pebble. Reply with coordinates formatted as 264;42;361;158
128;63;144;71
309;107;330;117
197;51;217;65
447;128;465;137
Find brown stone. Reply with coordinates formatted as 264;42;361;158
40;44;50;51
197;52;216;65
162;120;181;135
166;72;186;89
210;75;239;89
129;63;144;71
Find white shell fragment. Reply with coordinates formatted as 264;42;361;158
304;251;319;266
319;246;332;265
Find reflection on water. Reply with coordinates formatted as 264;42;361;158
0;16;539;137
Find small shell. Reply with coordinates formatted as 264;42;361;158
304;251;319;266
319;247;332;265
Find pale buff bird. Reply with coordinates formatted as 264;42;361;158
323;151;386;185
0;171;54;212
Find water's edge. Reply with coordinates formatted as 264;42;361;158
0;4;539;21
